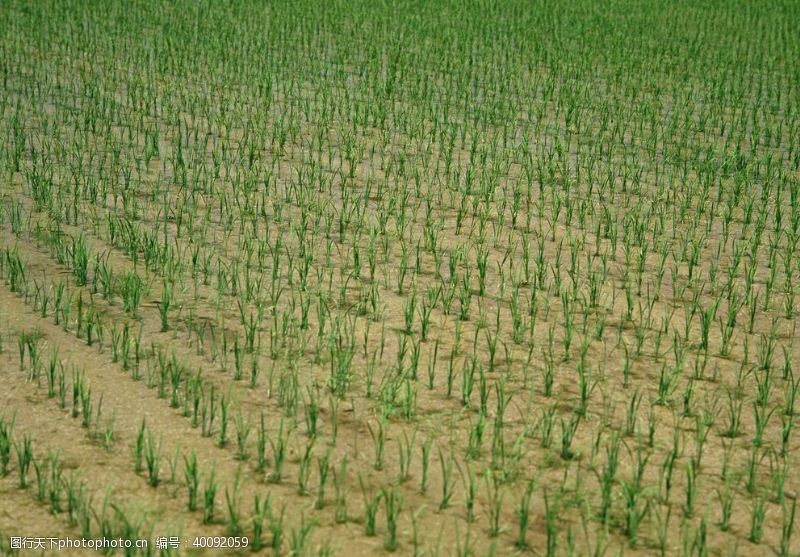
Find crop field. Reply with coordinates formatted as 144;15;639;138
0;0;799;555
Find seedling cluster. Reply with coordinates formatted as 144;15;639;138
0;0;798;555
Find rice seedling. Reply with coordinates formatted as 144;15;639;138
544;492;560;557
118;271;146;317
184;450;199;512
780;497;797;557
749;495;768;543
33;455;48;503
0;414;14;477
234;410;251;461
251;493;271;552
268;419;287;483
297;439;315;495
144;432;162;487
15;434;33;489
438;448;456;510
717;471;736;532
383;487;404;551
485;472;504;538
333;456;349;524
225;469;243;536
268;502;287;554
560;414;580;461
203;467;218;524
360;476;381;537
